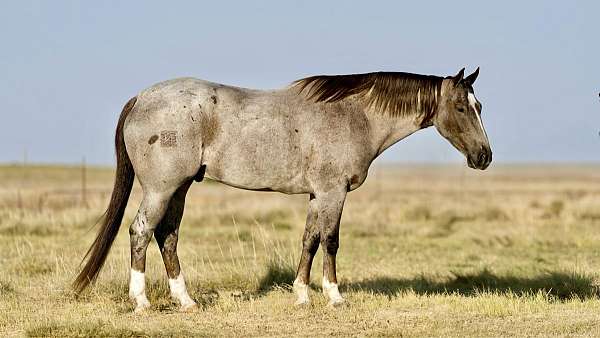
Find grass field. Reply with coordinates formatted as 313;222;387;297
1;164;600;337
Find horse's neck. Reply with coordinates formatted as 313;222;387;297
366;111;424;158
280;89;425;159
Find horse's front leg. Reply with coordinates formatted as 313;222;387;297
318;187;347;306
293;195;320;305
293;187;347;306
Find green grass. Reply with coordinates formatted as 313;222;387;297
2;164;600;336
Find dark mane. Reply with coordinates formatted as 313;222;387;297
292;72;443;117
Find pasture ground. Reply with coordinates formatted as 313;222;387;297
1;164;600;337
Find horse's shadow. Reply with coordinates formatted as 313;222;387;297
254;264;599;301
342;269;599;300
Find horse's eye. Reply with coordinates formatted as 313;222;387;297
457;107;465;113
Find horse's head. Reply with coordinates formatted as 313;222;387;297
434;67;492;170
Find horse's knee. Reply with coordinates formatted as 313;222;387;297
321;232;339;256
302;231;320;255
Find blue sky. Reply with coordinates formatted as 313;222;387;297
1;1;598;165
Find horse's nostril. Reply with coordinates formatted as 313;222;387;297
478;152;487;166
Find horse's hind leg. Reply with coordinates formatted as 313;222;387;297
154;180;197;312
128;189;173;312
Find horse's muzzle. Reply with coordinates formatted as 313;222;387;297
467;146;492;170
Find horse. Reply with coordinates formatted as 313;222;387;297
73;67;491;311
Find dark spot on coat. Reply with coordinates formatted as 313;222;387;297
148;135;158;145
347;174;363;191
295;129;299;133
183;105;187;108
211;95;217;104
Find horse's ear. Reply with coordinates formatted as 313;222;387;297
452;68;465;84
464;67;480;86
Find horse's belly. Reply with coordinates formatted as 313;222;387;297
204;155;307;193
203;133;308;194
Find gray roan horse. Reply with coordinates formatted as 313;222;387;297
74;67;491;311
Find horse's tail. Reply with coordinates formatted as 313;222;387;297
73;96;137;295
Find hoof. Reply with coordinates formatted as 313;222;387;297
179;302;198;313
327;297;346;308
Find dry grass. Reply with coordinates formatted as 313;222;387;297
2;163;600;337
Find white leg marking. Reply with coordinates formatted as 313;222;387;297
293;278;310;305
129;269;150;312
168;274;197;311
322;277;344;306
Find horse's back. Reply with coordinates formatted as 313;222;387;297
123;77;307;192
